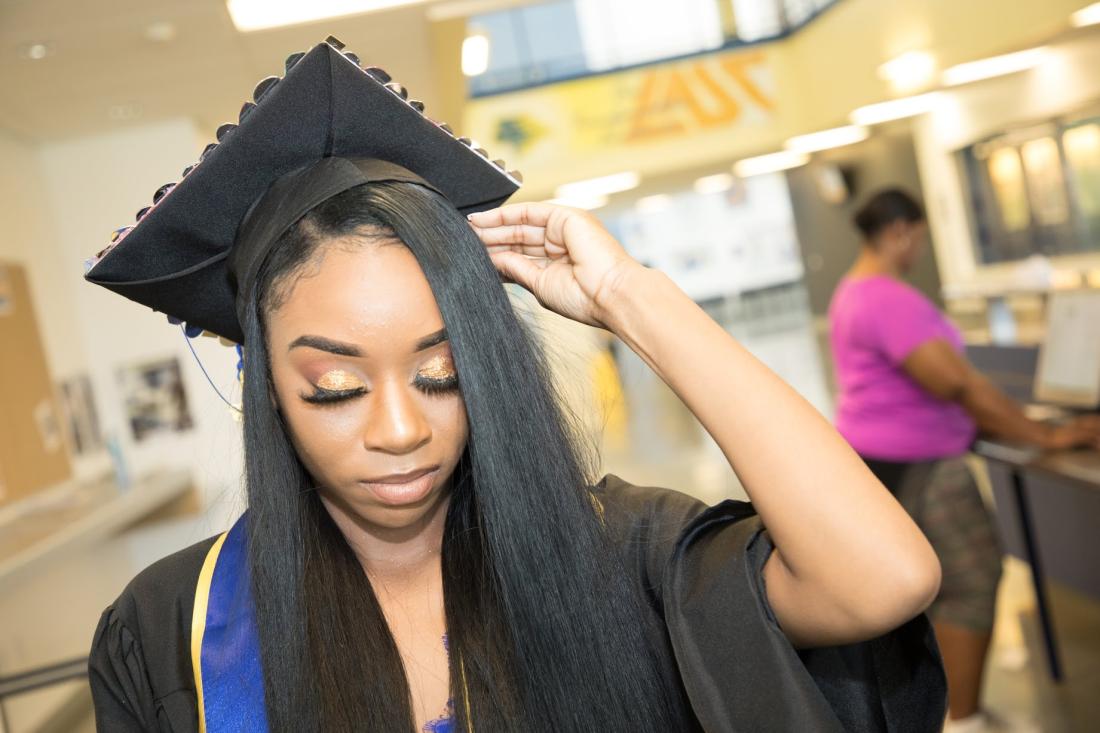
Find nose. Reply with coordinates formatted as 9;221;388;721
362;378;432;455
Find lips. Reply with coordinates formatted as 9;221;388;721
359;466;440;506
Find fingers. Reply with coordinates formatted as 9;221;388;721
473;223;549;247
490;251;544;291
468;202;560;229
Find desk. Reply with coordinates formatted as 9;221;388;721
975;441;1100;681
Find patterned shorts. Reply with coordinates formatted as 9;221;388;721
863;455;1003;632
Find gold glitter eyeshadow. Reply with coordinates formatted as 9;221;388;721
316;370;365;391
419;354;456;380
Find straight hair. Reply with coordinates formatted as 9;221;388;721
240;180;683;731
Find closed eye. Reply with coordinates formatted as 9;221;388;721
414;374;460;395
300;386;367;405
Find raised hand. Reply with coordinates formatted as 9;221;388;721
468;202;640;329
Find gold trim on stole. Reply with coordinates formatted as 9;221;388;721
191;532;229;733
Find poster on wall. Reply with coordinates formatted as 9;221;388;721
58;374;104;455
604;171;804;302
116;357;194;442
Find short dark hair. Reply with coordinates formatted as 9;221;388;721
853;188;925;240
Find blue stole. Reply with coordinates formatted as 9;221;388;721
191;515;268;732
191;515;457;732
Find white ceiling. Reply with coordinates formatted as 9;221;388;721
0;0;499;144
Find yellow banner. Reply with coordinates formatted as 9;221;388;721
465;48;775;172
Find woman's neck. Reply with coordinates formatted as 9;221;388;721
319;492;450;580
847;247;903;280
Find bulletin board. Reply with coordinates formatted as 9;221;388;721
0;263;72;506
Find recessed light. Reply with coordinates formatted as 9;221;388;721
941;47;1047;87
462;33;490;77
877;51;936;93
1072;3;1100;27
145;22;177;42
693;173;735;195
850;93;942;125
785;125;870;154
733;150;810;178
21;42;53;60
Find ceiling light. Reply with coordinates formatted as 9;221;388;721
850;93;942;125
226;0;430;32
693;173;735;195
785;125;869;154
555;171;639;200
941;47;1048;87
877;51;936;93
1072;3;1100;27
635;194;671;214
547;194;609;211
462;33;490;77
733;150;810;178
21;43;52;60
145;22;177;42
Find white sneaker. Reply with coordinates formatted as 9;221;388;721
943;710;1041;733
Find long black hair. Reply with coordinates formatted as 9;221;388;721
240;180;683;731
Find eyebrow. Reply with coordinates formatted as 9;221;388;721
288;329;448;356
288;335;362;357
414;329;448;352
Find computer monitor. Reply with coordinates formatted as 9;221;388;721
1033;289;1100;409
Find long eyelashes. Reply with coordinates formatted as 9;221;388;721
301;386;368;404
300;375;460;405
414;374;460;395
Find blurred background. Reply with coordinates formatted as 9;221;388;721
2;0;1100;730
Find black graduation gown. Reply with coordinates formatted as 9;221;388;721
88;475;946;732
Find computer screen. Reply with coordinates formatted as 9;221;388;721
1033;289;1100;409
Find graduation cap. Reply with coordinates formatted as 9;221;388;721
85;36;522;345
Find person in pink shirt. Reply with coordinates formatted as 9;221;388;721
829;189;1100;733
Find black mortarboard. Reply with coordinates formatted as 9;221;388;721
85;37;521;345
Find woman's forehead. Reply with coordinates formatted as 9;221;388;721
271;245;445;350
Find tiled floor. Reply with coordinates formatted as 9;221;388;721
10;283;1100;732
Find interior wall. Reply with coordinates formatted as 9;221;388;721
0;129;84;384
913;34;1100;291
787;131;943;315
33;119;245;523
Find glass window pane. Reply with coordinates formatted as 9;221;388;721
1064;123;1100;219
987;147;1031;233
1020;137;1069;226
574;0;723;71
730;0;785;41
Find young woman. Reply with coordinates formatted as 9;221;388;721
86;41;945;733
829;188;1100;732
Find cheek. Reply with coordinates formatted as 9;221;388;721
423;393;470;452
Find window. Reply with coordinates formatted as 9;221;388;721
963;111;1100;264
468;0;840;96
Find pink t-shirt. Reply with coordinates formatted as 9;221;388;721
829;275;976;461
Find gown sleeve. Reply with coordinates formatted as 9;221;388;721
88;605;159;731
87;537;211;733
662;499;947;733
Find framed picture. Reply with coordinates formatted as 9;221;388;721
116;357;194;442
58;374;104;455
